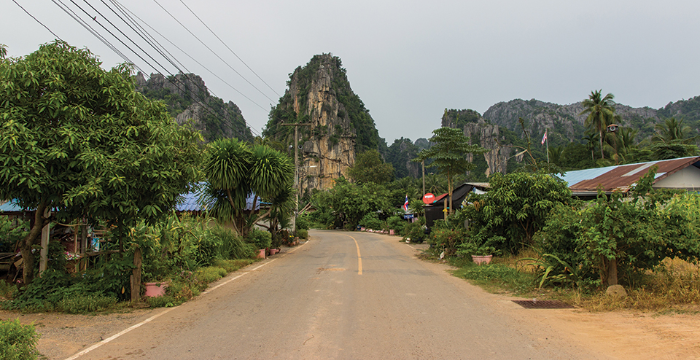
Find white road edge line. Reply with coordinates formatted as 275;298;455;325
63;307;176;360
287;240;309;253
64;257;281;360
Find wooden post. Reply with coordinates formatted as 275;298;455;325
80;223;88;271
131;247;142;302
443;198;448;221
39;209;51;276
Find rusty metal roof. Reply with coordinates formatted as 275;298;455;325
568;156;700;192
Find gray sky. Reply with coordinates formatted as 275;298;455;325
4;0;700;143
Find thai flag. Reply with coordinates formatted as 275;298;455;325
541;130;547;145
403;195;409;211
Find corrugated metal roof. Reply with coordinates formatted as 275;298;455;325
566;156;700;192
0;200;26;213
175;191;262;212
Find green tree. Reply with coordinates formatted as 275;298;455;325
413;127;486;214
580;90;615;160
202;139;293;237
652;117;697;144
348;149;394;184
0;41;202;285
460;171;571;253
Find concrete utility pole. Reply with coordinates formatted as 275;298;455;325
280;123;311;235
422;160;425;196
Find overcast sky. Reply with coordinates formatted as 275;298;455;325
4;0;700;143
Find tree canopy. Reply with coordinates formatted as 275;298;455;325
348;149;394;185
0;41;203;283
580;90;615;160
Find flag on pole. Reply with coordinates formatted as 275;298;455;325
541;130;548;145
403;195;409;211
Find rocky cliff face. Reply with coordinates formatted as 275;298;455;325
441;110;513;178
265;54;381;193
135;72;253;142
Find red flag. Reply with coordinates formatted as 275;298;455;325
541;130;547;145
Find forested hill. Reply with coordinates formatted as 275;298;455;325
262;53;382;191
135;72;253;143
481;96;700;147
263;54;381;153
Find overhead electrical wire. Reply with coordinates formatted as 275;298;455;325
103;0;262;137
178;0;281;98
151;0;277;104
11;0;63;41
112;0;269;113
42;0;263;138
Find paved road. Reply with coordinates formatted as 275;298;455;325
71;230;602;360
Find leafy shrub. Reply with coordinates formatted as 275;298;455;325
211;226;253;259
386;215;405;233
0;281;18;300
57;294;117;314
0;319;40;360
427;228;465;256
401;220;424;243
296;216;310;230
246;229;271;250
0;217;28;253
359;212;382;230
297;229;308;239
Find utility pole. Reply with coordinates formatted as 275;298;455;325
422;160;425;196
280;122;311;235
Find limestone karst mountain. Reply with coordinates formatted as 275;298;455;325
135;72;253;143
264;54;382;193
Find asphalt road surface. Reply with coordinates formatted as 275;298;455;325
69;230;603;360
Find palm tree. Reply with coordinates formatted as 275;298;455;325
583;132;599;161
652;117;696;144
580;90;615;159
548;146;564;166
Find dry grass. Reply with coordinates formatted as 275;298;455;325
572;258;700;312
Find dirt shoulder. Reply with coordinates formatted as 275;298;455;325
401;238;700;360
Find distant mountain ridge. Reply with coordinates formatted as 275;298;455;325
135;72;253;143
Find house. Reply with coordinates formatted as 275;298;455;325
559;156;700;199
424;182;489;228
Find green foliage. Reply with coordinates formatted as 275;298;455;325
385;137;420;179
580;90;615;160
0;217;27;252
246;229;271;250
297;229;309;239
202;139;293;236
386;215;406;233
0;41;203;284
359;212;383;230
427;227;465;256
213;259;254;272
146;295;176;308
453;263;536;295
348;149;394;184
57;294;117;314
535;168;700;289
194;266;228;283
401;220;425;243
460;171;571;254
0;319;40;360
295;216;310;230
310;177;391;228
414;127;486;211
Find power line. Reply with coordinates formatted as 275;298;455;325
52;0;140;71
152;0;276;104
113;0;268;113
104;0;263;137
12;0;63;41
178;0;280;98
54;0;262;139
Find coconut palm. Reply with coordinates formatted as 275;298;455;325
580;90;615;159
583;132;599;161
652;117;696;144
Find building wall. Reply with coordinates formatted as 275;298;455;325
654;166;700;190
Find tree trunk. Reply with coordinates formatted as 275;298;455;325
131;247;142;302
599;129;605;159
20;202;48;285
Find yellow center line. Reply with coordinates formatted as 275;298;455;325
347;235;362;275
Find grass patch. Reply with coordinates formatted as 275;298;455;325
453;263;537;295
146;295;178;308
57;294;118;314
195;266;228;283
213;259;254;272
